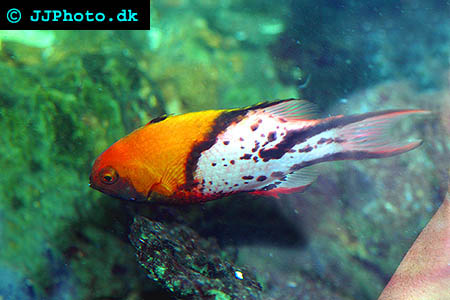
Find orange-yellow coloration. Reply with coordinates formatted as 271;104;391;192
91;109;225;200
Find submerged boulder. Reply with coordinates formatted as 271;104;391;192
129;215;262;299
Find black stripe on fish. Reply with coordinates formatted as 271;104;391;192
289;148;416;173
183;110;247;190
258;110;407;163
259;129;300;162
294;110;411;144
183;100;302;192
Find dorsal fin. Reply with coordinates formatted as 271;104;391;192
250;166;318;198
255;99;319;120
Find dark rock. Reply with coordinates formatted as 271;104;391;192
129;216;262;299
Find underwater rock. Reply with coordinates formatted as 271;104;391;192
129;216;262;299
378;178;450;299
0;30;167;299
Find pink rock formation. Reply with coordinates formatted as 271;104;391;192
378;179;450;299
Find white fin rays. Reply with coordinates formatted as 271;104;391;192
277;166;319;190
262;99;319;120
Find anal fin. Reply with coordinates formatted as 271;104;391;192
251;166;318;198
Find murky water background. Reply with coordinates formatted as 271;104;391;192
0;1;449;299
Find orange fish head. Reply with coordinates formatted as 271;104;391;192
89;142;154;202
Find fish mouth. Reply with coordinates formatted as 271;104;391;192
89;173;147;202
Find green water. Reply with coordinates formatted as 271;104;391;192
0;1;449;299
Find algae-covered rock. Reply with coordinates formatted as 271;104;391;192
130;215;262;299
0;31;165;299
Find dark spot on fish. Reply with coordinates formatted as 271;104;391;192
241;146;245;149
317;137;328;144
211;163;217;166
260;146;285;162
298;145;313;153
225;182;228;185
148;114;169;124
242;175;254;180
201;179;205;184
253;156;259;162
209;181;213;185
223;141;230;145
222;158;225;161
268;131;277;142
244;181;249;184
262;183;277;191
262;131;278;148
259;129;301;162
223;164;228;167
230;160;235;165
234;184;239;187
256;176;267;182
271;171;284;178
240;153;252;160
250;123;259;131
251;141;260;153
317;137;333;145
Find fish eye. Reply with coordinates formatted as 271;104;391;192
99;167;119;185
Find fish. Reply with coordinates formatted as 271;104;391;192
89;99;428;204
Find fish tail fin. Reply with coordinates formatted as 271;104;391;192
334;109;430;159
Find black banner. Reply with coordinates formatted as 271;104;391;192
0;3;150;30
